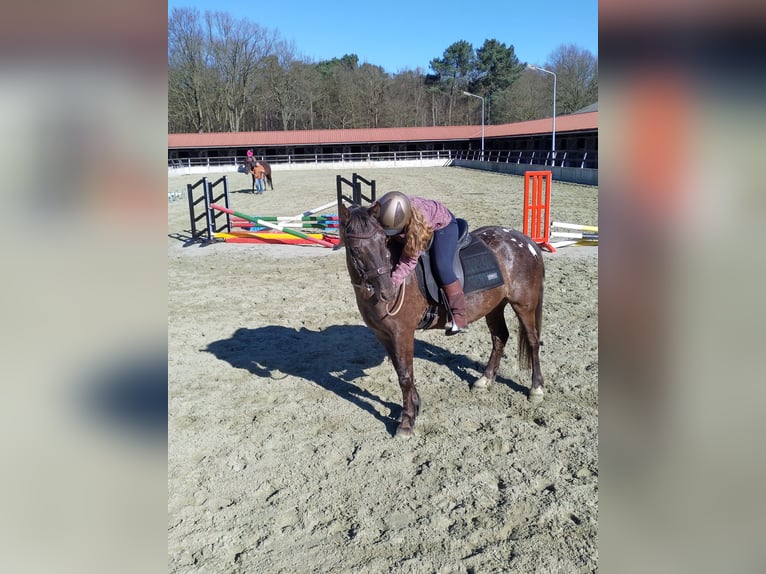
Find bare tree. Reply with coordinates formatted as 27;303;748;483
356;63;388;128
386;69;428;127
495;71;551;122
168;7;213;132
204;11;277;132
547;44;598;114
261;40;303;130
168;11;598;134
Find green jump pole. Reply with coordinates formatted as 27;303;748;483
210;204;334;248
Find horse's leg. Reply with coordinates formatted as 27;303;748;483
379;332;420;437
251;173;255;193
510;300;545;399
474;304;509;390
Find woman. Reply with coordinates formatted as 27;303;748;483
376;191;468;335
253;162;266;194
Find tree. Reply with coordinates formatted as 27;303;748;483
168;7;214;132
429;40;476;124
203;11;276;132
355;63;388;128
314;54;361;128
492;71;549;123
386;68;429;127
259;40;320;131
473;39;525;123
167;11;598;135
546;44;598;115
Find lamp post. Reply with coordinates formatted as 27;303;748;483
462;91;484;160
527;65;557;165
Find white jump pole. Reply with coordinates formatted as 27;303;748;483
551;221;598;233
550;231;599;240
294;201;337;219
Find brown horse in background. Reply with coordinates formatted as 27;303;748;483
339;202;546;437
244;156;274;191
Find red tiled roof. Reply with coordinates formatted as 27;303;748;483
168;112;597;149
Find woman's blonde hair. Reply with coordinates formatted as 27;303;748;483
403;205;433;258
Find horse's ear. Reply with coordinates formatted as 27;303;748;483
369;201;381;220
339;202;350;225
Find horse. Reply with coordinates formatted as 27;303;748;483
339;201;546;438
244;156;274;192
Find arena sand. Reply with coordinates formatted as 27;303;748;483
168;166;598;573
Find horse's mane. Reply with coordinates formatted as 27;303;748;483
344;205;381;237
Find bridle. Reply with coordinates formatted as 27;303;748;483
344;229;391;293
343;227;405;316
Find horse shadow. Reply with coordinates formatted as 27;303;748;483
232;186;256;194
205;324;528;436
206;325;401;434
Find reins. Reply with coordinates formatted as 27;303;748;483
384;281;405;316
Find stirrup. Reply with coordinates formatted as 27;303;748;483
445;321;469;336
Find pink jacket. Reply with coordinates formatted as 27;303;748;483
390;196;453;287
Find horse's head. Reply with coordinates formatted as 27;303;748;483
339;202;397;303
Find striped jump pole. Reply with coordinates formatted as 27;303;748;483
551;221;598;233
549;221;598;248
209;204;335;248
231;221;339;231
232;214;338;223
294;201;337;219
550;231;599;240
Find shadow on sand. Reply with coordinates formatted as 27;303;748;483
205;324;528;436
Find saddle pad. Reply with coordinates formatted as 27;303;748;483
459;237;505;294
414;235;504;304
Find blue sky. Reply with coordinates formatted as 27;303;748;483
168;0;597;74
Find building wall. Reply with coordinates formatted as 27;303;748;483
454;159;598;186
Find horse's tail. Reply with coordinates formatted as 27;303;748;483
517;280;544;371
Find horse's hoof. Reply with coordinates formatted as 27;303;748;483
529;386;544;400
395;425;414;438
472;376;492;390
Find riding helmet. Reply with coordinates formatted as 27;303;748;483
377;191;412;235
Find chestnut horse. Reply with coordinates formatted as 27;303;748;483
244;157;274;191
339;201;546;437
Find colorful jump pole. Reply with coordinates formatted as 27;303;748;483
231;221;338;231
551;221;598;233
548;221;598;249
210;204;335;248
294;201;337;219
550;231;599;240
233;215;338;223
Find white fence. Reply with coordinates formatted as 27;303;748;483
168;148;598;182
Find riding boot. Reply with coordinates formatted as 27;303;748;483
442;280;468;335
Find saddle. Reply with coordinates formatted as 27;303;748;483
414;218;505;307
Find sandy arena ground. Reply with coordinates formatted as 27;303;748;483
168;166;598;573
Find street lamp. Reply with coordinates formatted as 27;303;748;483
462;91;484;160
527;65;557;165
